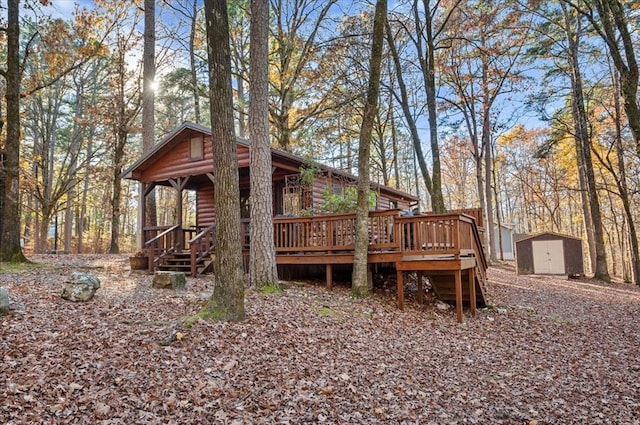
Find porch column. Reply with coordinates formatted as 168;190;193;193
137;183;146;249
169;177;191;250
140;183;156;247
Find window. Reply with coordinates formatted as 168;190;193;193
189;136;203;160
283;174;312;215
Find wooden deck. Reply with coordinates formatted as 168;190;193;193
143;209;488;323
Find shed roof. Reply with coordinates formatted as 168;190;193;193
515;231;582;243
122;121;419;202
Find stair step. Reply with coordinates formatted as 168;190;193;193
429;273;486;308
158;264;192;271
165;259;191;265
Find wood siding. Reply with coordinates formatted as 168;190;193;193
196;184;215;227
139;135;250;183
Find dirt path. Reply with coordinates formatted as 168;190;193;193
1;255;639;424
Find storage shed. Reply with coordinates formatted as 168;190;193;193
515;232;584;276
494;223;515;260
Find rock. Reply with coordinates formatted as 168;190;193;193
61;272;101;302
435;301;450;311
152;271;186;289
496;307;508;315
0;288;10;315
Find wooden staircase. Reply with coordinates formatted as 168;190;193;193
429;269;487;308
157;251;214;276
394;212;489;322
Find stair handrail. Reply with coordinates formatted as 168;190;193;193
144;224;181;270
189;223;217;277
188;223;217;245
144;224;180;247
459;215;487;267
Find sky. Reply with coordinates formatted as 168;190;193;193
44;0;95;19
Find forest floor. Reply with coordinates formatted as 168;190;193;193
1;254;639;424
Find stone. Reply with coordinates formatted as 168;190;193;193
152;271;186;289
435;301;450;311
0;288;10;315
61;272;101;302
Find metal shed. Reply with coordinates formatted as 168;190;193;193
515;232;584;276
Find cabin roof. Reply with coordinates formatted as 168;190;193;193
122;121;419;202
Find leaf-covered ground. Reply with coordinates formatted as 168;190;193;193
1;255;639;424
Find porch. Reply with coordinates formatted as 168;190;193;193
142;210;487;323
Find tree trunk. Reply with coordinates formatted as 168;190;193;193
142;0;157;234
249;0;278;288
109;128;127;254
611;67;640;284
189;0;201;123
385;19;435;206
420;0;446;212
492;145;504;261
563;5;609;281
352;0;386;298
389;87;401;190
482;110;496;262
0;0;27;262
203;0;245;321
585;0;640;155
64;82;85;253
237;75;246;138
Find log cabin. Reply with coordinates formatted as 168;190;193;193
123;121;487;322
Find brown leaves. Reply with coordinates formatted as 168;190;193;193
1;255;640;423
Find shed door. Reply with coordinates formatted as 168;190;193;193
532;240;565;274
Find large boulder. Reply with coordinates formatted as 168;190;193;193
152;271;186;289
61;272;101;302
0;288;9;315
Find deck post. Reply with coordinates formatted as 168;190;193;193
396;268;404;310
417;271;424;305
455;269;463;323
326;264;333;289
468;267;476;316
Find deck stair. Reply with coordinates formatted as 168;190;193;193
158;251;213;275
429;270;487;308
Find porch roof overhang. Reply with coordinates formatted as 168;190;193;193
121;121;419;203
122;121;213;181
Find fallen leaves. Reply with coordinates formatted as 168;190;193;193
1;255;640;423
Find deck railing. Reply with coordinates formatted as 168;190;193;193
273;210;400;253
273;210;486;266
395;213;482;258
143;211;487;276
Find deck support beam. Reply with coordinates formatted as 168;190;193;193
455;270;463;323
326;264;333;289
417;271;424;305
397;269;404;310
468;267;476;316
